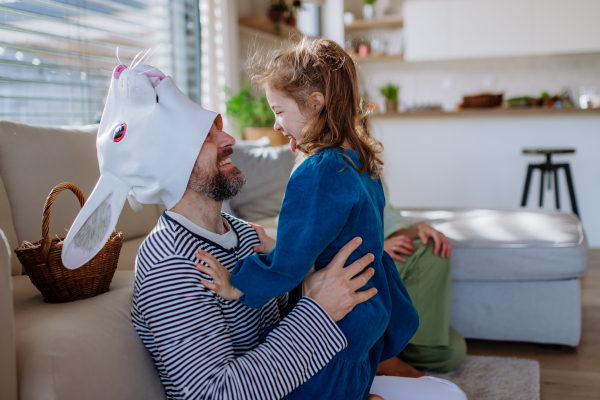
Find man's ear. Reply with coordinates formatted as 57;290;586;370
310;92;325;112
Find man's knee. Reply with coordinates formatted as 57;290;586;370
419;240;451;272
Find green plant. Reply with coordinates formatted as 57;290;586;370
364;0;377;5
379;83;400;100
225;81;275;129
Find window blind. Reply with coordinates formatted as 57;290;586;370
0;0;201;126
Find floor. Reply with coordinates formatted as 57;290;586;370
465;249;600;400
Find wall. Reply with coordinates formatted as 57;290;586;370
359;52;600;112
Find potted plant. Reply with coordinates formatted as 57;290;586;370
379;83;400;113
363;0;377;20
225;82;289;146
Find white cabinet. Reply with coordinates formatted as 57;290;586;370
404;1;451;61
532;0;600;55
404;0;600;61
449;0;532;59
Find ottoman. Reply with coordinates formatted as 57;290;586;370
401;208;588;346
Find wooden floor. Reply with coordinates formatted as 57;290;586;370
466;249;600;400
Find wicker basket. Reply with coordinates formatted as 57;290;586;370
14;183;123;303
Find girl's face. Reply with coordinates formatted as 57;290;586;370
266;87;310;153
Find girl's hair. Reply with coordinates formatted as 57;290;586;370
248;37;383;178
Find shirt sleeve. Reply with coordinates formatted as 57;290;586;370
137;260;347;400
381;176;411;239
231;153;360;309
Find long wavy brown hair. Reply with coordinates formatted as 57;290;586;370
248;37;383;178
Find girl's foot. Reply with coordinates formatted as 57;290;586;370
376;356;429;378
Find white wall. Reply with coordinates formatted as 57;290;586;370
358;52;600;112
371;113;600;247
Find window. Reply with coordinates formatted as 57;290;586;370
0;0;201;126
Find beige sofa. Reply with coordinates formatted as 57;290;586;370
0;120;293;400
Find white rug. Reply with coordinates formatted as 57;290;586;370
430;355;540;400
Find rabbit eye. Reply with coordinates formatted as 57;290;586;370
113;123;127;142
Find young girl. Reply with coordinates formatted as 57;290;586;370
198;38;419;399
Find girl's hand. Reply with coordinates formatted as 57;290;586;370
248;222;276;254
195;249;244;300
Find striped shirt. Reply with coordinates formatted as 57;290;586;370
132;212;347;400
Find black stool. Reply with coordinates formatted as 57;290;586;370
520;148;579;216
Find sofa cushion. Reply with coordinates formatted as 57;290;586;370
13;271;164;400
0;228;17;400
118;236;147;271
0;121;161;247
229;139;295;222
0;174;20;276
401;208;587;281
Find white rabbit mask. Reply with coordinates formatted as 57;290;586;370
61;64;222;269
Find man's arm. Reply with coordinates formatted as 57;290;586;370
138;240;376;400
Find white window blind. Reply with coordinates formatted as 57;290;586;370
0;0;201;126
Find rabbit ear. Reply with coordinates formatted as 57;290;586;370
61;175;129;270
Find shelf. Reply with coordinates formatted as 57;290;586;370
352;53;404;62
238;16;302;42
370;107;600;119
344;17;403;30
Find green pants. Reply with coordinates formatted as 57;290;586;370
394;240;466;372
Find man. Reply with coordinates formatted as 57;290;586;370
377;181;466;377
131;118;378;400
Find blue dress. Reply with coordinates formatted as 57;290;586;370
231;147;419;400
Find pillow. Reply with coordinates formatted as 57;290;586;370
0;121;161;247
0;174;21;275
229;140;295;222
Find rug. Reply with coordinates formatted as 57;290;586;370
430;355;540;400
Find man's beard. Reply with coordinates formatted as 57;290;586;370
187;150;246;202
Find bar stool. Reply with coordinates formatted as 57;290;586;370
521;148;579;216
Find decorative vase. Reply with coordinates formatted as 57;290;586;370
385;100;398;113
243;127;290;147
285;15;297;27
268;9;285;23
363;4;374;20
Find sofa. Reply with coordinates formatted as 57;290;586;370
0;120;588;400
0;121;294;400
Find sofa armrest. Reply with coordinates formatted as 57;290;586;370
0;229;17;400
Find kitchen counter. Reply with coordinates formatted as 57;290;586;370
371;109;600;247
371;107;600;119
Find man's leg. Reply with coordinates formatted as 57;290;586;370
396;240;466;372
400;327;466;372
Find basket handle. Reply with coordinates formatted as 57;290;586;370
40;183;86;263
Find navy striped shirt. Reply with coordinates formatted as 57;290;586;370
132;212;347;400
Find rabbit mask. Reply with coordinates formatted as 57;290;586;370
61;64;222;269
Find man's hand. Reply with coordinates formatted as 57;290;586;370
302;237;378;322
415;223;452;258
195;249;244;300
249;222;276;254
384;235;415;262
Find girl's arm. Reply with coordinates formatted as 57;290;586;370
230;154;360;309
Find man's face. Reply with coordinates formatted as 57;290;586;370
187;119;246;202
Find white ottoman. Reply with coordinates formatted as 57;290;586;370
402;208;588;346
